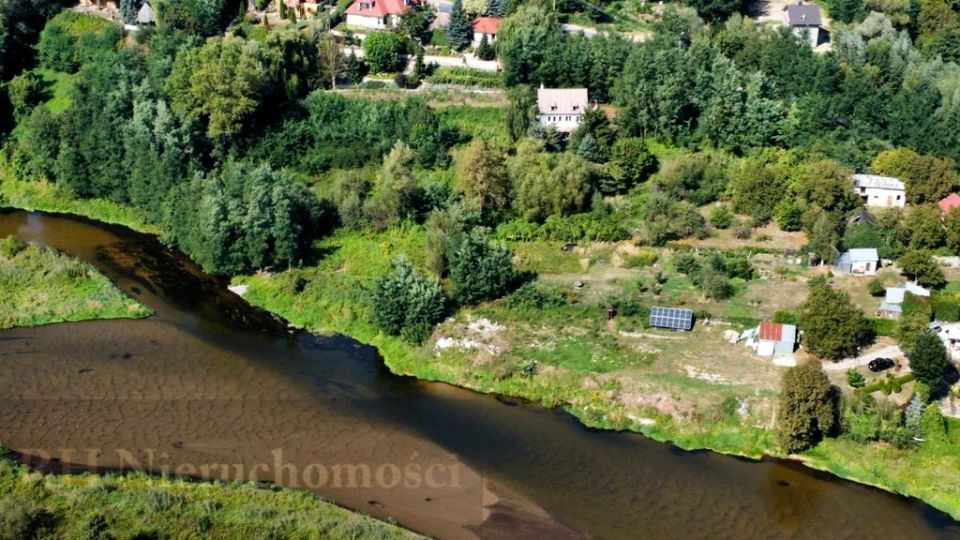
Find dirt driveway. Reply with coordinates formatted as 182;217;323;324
822;340;904;372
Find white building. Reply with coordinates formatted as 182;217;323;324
471;17;501;46
835;248;880;275
344;0;414;29
537;86;589;134
852;174;906;208
782;3;822;47
879;282;931;318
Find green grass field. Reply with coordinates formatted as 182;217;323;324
0;456;419;539
0;236;151;329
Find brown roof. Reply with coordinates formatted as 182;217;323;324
758;321;783;341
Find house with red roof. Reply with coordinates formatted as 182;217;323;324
471;16;501;46
345;0;417;29
939;193;960;214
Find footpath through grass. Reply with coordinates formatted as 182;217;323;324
0;236;151;329
0;455;420;540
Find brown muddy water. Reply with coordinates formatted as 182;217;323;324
0;208;958;540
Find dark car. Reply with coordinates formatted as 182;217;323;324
868;357;895;372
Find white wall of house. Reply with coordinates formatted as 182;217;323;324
858;186;905;208
792;27;819;47
851;261;877;275
538;113;583;133
346;13;388;29
472;31;496;46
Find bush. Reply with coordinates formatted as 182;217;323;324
371;257;446;341
363;31;407;73
0;499;57;540
426;66;503;88
867;278;885;297
870;317;895;336
709;205;733;229
0;236;28;258
673;252;701;275
772;310;796;325
623;250;658;268
449;228;515;304
933;294;960;322
506;282;567;310
846;369;866;388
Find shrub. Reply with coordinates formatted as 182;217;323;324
867;278;885;297
709;205;733;229
426;67;503;88
733;223;752;239
623;250;658;268
933;294;960;322
506;282;567;310
449;228;515;304
846;369;866;388
772;310;796;325
363;31;407;73
870;317;895;336
673;252;701;275
371;257;446;341
0;236;28;258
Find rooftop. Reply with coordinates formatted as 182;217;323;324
852;174;904;191
783;3;822;26
472;16;501;34
846;248;879;263
885;282;931;303
758;321;797;343
940;193;960;214
345;0;414;18
537;87;589;116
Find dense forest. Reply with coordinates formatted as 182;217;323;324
3;0;960;333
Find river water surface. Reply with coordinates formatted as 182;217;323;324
0;209;958;539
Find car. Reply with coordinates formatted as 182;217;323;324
868;357;895;372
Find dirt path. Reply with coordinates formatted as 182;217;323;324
822;342;904;372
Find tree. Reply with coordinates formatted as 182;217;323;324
775;199;803;231
0;0;71;80
777;362;838;453
475;33;495;60
362;31;406;73
654;153;728;206
686;0;744;22
908;331;951;388
898;250;946;288
831;0;865;23
372;257;446;342
154;0;239;37
120;0;143;24
797;283;872;359
399;4;436;45
365;141;420;230
506;85;537;141
449;227;514;304
496;5;565;86
871;148;959;204
317;35;345;90
710;205;733;229
486;0;506;17
455;138;509;218
945;207;960;253
510;139;591;221
606;137;656;194
807;212;840;265
167;36;270;140
728;159;784;221
446;0;472;50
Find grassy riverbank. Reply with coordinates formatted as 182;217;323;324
0;454;419;539
0;236;151;329
5;192;960;520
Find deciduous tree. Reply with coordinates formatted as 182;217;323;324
777;362;838;453
797;283;872;359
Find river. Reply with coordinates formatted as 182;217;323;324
0;209;957;539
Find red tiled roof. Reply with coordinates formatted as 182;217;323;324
345;0;413;18
939;193;960;213
472;16;501;34
758;321;783;341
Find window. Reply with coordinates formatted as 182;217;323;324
896;195;901;200
550;105;557;111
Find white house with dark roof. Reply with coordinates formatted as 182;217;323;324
852;174;905;208
537;86;589;133
836;248;879;275
782;2;822;47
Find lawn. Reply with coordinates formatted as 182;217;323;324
0;236;151;329
0;456;419;539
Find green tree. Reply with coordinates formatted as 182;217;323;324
775;198;804;232
510;140;591;221
399;4;436;45
362;31;406;73
806;212;840;265
908;331;951;388
497;5;565;86
167;36;270;140
447;0;472;50
654;153;728;206
797;283;873;359
606;137;656;194
898;204;945;250
945;207;960;254
777;362;838;453
687;0;744;22
6;71;45;122
898;249;946;288
920;403;948;444
371;257;446;342
455;138;509;218
449;227;514;304
364;141;420;230
710;205;733;229
476;33;495;60
506;85;537;141
729;159;784;221
831;0;865;23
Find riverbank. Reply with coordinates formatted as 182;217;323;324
0;235;151;328
0;451;420;539
3;192;960;522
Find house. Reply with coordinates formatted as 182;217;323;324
931;323;960;361
537;86;589;133
345;0;416;29
782;2;822;47
835;248;880;275
136;2;155;25
939;193;960;214
471;17;501;46
878;282;931;318
852;174;905;208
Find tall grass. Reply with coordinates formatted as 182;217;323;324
0;237;151;328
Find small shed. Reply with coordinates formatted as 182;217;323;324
879;282;930;318
756;321;798;356
835;248;879;275
137;2;156;25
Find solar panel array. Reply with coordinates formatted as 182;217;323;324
649;306;693;331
